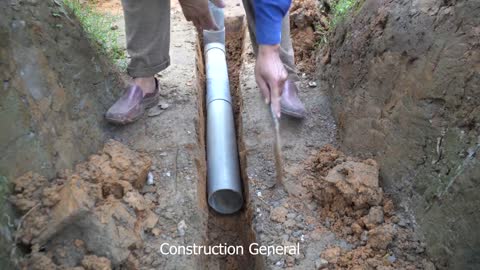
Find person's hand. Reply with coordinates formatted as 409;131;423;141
255;45;287;118
178;0;225;30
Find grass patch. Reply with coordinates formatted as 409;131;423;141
313;0;363;47
330;0;362;27
62;0;127;70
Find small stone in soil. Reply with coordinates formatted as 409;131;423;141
148;107;164;117
361;231;368;242
307;202;318;211
315;258;328;269
285;256;295;266
398;219;408;227
177;220;187;236
152;259;162;267
391;216;400;223
324;218;331;228
387;255;396;263
151;228;161;236
284;219;296;228
147;171;154;185
292;230;302;238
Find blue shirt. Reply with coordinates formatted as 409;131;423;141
254;0;291;45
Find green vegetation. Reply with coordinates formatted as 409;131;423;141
314;0;362;47
62;0;127;70
314;22;329;46
330;0;362;27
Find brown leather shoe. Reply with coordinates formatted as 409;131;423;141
105;78;159;125
280;80;306;119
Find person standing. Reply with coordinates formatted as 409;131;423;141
106;0;306;125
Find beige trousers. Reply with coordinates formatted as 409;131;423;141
121;0;298;81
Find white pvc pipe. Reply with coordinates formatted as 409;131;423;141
204;3;243;214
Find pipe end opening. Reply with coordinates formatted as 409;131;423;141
208;189;243;214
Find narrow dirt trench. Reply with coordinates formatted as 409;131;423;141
195;15;260;270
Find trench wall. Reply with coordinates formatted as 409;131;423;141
0;1;122;267
319;0;480;269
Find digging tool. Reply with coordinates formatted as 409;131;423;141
204;2;243;214
270;104;284;188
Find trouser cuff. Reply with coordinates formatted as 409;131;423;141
127;57;170;78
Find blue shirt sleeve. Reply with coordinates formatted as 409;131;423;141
254;0;292;45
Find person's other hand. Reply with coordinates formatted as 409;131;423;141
178;0;225;30
255;45;287;118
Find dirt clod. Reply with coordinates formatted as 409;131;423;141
11;140;153;269
324;160;383;209
351;222;363;235
290;0;329;72
270;206;289;223
320;0;480;267
367;224;395;250
322;247;341;263
362;206;384;230
82;255;112;270
300;145;430;269
10;172;49;212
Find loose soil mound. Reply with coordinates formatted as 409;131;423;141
301;145;433;269
11;140;154;269
319;0;480;268
290;0;330;73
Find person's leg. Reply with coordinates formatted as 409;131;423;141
242;0;306;118
106;0;170;124
242;0;298;82
123;0;170;80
